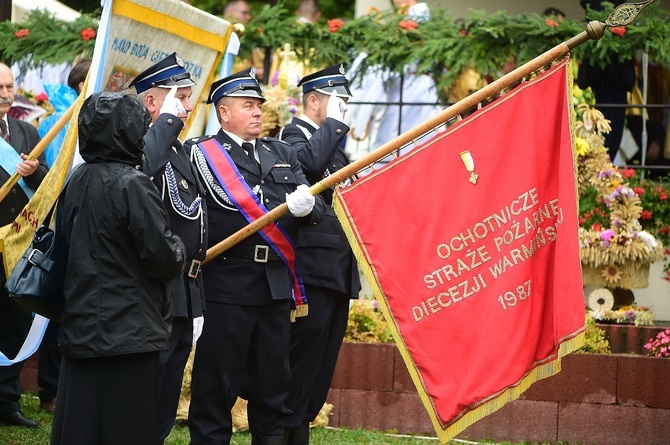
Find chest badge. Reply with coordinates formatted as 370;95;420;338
180;179;189;189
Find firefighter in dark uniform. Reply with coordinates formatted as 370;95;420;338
278;64;361;444
129;52;207;444
186;68;325;445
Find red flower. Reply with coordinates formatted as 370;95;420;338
633;186;645;196
328;19;344;33
81;27;96;41
621;167;636;179
592;223;603;232
610;26;626;37
35;92;49;102
640;210;652;220
660;192;667;200
399;20;418;30
14;29;30;38
545;19;559;28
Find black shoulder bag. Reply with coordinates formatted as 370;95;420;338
5;170;76;321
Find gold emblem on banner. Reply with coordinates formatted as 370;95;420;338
460;150;478;184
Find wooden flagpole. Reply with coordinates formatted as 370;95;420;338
0;100;77;203
204;1;653;263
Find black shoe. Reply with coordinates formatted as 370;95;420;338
0;411;39;427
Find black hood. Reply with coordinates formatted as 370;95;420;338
78;92;151;165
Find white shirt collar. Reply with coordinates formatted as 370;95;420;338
223;129;255;149
299;114;320;130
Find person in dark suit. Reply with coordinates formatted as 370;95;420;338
186;68;325;445
577;0;635;161
50;92;186;445
129;52;208;444
278;64;361;444
0;62;49;428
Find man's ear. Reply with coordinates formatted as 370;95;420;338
145;93;158;114
219;104;229;123
308;93;320;110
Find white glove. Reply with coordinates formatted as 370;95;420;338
192;316;204;345
160;86;186;117
286;184;315;217
326;90;347;122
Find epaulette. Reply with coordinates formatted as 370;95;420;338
184;134;215;147
262;136;291;146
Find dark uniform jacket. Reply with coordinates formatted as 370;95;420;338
0;118;48;227
279;117;361;298
187;130;325;306
59;95;185;359
143;114;207;319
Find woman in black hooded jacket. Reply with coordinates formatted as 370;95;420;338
50;92;185;445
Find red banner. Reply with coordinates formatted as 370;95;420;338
334;60;585;442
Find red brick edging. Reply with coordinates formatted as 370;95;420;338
326;342;670;445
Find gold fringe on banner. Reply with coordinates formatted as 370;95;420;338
333;194;585;443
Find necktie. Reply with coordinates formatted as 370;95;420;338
0;120;9;144
242;142;257;168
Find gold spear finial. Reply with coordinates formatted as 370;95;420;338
606;0;655;27
566;0;655;49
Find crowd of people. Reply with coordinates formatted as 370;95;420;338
2;0;669;444
0;1;362;443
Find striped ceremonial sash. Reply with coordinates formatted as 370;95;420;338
198;138;307;314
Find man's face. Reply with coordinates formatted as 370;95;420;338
228;2;251;25
311;91;349;126
0;66;15;119
219;96;263;141
149;86;193;123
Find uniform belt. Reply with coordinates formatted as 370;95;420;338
187;259;202;278
223;244;282;263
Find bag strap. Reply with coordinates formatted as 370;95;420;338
43;165;81;227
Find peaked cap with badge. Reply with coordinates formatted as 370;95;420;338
207;67;265;105
298;63;352;98
129;52;196;94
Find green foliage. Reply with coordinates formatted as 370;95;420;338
5;1;669;91
0;9;98;68
577;315;612;354
236;1;669;93
345;299;394;344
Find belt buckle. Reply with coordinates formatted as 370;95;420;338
254;245;269;263
188;259;202;278
27;249;41;265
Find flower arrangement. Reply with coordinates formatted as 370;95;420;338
627;170;670;281
8;87;54;123
575;101;665;289
643;328;670;358
260;44;303;137
591;304;655;326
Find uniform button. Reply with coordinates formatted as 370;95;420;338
12;189;17;194
265;198;270;203
336;128;342;134
284;176;288;181
10;208;15;214
167;118;174;125
261;180;265;185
